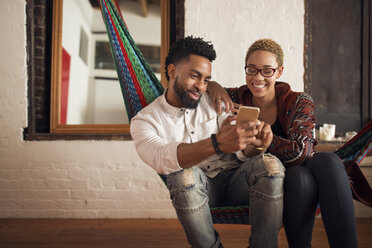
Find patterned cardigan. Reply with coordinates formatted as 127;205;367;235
226;81;317;167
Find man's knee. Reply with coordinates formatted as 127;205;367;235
243;153;285;177
250;154;285;200
262;153;286;176
166;167;209;212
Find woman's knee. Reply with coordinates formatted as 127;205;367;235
285;165;317;196
312;152;342;164
306;152;346;174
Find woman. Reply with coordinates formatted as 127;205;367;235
208;39;358;248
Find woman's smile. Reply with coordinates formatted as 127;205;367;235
251;81;267;89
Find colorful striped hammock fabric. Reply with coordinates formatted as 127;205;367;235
335;121;372;165
99;0;164;121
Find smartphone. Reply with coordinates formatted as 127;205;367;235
237;106;260;123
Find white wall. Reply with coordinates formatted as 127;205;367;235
62;0;91;124
0;0;371;219
185;0;305;92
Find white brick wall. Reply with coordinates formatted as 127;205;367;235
185;0;305;92
0;0;371;219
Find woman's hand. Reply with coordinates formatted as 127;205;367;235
207;81;234;114
241;121;273;157
231;102;242;115
251;121;273;149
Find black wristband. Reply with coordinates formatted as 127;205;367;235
211;133;223;154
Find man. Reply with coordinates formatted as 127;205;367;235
130;36;285;248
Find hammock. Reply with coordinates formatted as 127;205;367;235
335;121;372;165
99;0;164;121
98;0;372;224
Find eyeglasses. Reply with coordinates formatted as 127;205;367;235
244;66;278;77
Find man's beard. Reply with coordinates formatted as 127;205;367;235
174;76;201;109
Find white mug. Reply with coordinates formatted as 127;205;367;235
319;124;336;141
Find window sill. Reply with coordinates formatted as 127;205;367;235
316;140;372;166
316;140;345;153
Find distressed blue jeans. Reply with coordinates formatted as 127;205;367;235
166;154;285;248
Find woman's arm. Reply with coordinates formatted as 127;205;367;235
268;93;317;167
207;81;236;114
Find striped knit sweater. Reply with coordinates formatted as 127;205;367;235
226;81;317;167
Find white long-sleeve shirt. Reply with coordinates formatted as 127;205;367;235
130;92;245;178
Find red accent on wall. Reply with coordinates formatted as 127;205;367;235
60;47;71;125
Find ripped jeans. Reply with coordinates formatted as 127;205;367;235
166;153;285;248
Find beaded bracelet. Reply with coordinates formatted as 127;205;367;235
211;133;223;154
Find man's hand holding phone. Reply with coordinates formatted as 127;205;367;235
216;115;261;153
214;105;273;155
236;106;273;155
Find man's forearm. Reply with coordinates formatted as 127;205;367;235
177;137;217;168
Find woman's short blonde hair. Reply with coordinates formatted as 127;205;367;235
245;39;284;67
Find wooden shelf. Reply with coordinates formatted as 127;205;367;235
316;141;345;153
